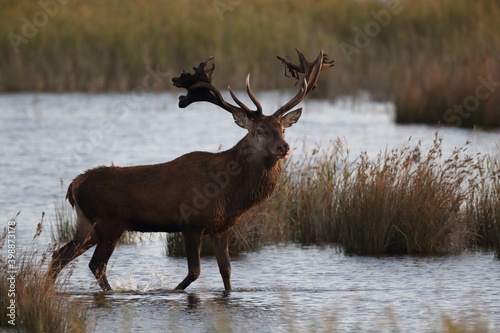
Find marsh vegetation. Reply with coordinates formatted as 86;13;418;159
2;0;499;127
0;214;90;332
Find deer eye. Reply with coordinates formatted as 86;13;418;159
256;129;264;136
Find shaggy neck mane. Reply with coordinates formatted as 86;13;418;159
226;138;282;211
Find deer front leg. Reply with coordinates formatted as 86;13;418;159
211;232;232;291
175;229;202;290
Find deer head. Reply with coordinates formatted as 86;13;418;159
172;49;334;165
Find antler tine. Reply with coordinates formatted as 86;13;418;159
228;86;252;113
246;74;263;115
273;78;308;117
273;49;334;117
227;74;264;119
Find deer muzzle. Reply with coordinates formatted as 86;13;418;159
277;143;290;159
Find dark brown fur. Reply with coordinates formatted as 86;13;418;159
47;50;332;291
49;129;286;291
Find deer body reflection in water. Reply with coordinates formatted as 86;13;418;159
48;49;333;291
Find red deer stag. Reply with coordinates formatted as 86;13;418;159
48;49;333;291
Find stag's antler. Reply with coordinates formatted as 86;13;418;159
274;49;334;117
172;49;333;119
172;57;263;119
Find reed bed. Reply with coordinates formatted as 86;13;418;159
1;0;499;127
0;213;90;332
242;136;500;256
348;137;471;255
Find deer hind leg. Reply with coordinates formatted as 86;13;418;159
211;232;232;291
48;205;98;281
174;229;202;290
88;222;123;291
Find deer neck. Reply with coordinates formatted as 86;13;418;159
223;137;282;207
232;135;283;170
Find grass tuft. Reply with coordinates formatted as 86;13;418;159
0;213;90;332
332;136;476;255
50;180;75;244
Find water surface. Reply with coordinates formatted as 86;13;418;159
66;244;500;332
1;93;500;332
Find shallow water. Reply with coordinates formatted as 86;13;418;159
64;243;500;332
1;93;500;332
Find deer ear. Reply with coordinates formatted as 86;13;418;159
232;110;252;129
281;108;302;128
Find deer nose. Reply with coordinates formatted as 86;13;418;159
277;143;290;155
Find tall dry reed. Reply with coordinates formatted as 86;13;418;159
468;155;500;257
334;137;478;255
